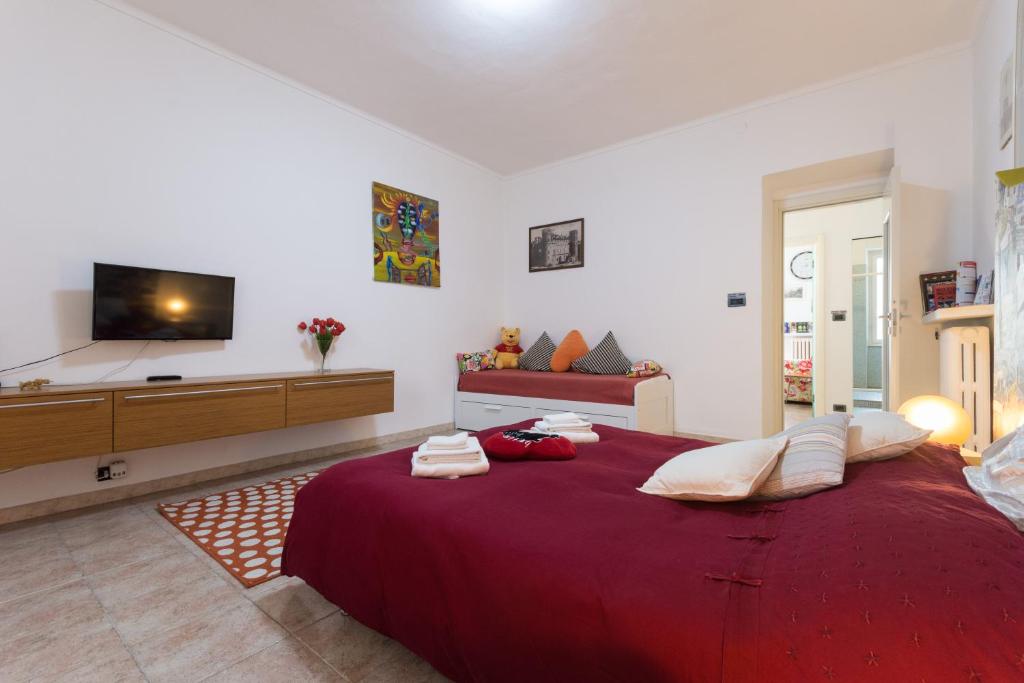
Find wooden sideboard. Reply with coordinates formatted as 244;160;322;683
0;369;394;469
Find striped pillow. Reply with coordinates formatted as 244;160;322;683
754;413;851;500
571;331;632;375
518;332;557;372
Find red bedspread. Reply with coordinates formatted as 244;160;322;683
457;369;659;405
283;423;1024;682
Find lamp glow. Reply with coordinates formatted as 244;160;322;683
165;297;188;314
898;395;971;447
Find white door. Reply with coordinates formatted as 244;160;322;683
883;167;946;408
881;167;900;410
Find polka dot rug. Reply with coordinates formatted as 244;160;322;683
157;470;319;588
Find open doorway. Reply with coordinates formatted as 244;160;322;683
782;197;890;429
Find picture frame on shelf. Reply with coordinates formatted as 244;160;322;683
919;270;957;313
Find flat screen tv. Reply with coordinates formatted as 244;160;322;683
92;263;235;340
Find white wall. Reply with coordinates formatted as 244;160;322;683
501;49;973;439
972;0;1017;274
782;243;814;324
0;0;501;508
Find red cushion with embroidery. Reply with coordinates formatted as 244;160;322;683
483;430;577;461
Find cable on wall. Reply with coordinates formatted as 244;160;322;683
91;341;151;384
0;341;102;377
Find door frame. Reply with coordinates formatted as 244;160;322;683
761;150;895;435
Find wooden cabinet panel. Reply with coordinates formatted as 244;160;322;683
0;392;112;468
286;374;394;427
114;381;286;452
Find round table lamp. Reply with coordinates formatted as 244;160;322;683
898;395;972;446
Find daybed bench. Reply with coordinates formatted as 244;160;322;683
454;369;674;434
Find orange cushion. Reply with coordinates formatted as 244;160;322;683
550;330;589;372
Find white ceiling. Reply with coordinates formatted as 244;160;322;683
116;0;982;175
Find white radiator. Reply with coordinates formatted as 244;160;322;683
785;336;813;361
939;326;992;451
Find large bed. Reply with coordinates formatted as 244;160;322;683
283;422;1024;682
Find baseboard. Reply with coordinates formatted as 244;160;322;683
0;422;454;526
673;431;734;444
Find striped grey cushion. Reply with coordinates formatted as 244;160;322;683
571;331;632;375
518;332;557;372
754;413;851;500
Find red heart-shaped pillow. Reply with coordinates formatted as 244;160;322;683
483;430;577;462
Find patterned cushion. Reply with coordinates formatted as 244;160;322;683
456;350;496;374
627;360;662;378
571;331;632;375
784;359;813;377
754;413;851;500
518;332;557;372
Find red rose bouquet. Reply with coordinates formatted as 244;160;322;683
298;317;346;373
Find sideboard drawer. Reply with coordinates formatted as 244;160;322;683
286;373;394;427
114;382;286;451
0;392;113;468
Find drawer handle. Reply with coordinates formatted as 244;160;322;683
483;405;503;412
0;397;105;410
124;385;282;400
292;377;391;388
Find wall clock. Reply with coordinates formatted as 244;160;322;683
790;250;814;280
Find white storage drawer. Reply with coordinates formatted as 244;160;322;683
457;401;535;431
533;406;629;429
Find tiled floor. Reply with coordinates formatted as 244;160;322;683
0;441;449;683
783;401;812;429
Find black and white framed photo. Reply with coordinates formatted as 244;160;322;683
529;218;584;272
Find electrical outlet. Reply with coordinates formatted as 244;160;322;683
96;466;111;482
109;460;127;480
833;404;848;413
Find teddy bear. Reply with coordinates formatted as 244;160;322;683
493;327;523;370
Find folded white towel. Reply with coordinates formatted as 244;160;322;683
411;451;489;479
411;444;483;464
415;452;483;465
426;432;469;449
531;427;600;444
540;422;590;432
543;412;583;425
416;437;482;457
535;420;593;432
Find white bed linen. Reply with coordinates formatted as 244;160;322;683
964;427;1024;531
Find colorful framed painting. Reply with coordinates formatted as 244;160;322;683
372;182;440;287
528;218;584;272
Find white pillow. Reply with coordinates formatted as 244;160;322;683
637;437;788;502
847;412;931;463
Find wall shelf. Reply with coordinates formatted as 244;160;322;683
921;304;994;325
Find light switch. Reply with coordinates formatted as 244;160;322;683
728;293;746;308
